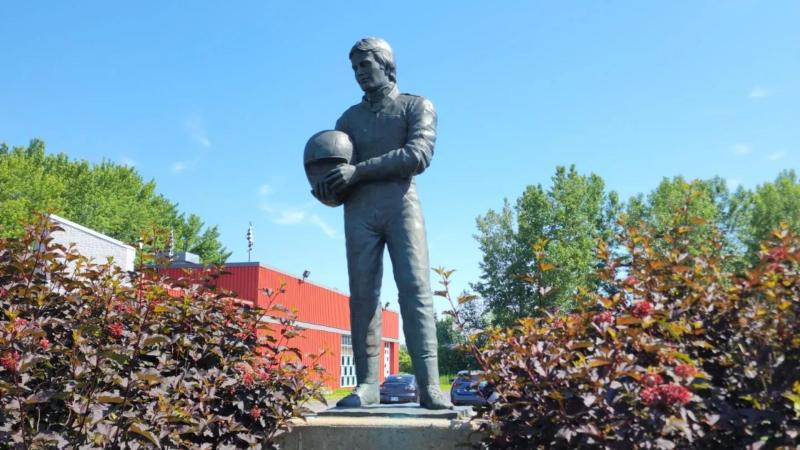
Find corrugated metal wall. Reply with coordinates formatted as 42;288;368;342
292;328;342;389
256;266;351;330
162;263;401;388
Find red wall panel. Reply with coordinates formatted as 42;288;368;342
256;266;351;330
292;328;342;389
381;311;399;340
162;262;402;388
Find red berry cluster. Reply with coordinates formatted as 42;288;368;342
1;351;21;372
235;361;269;386
674;363;698;378
12;318;28;333
661;383;692;405
640;386;661;406
638;370;693;407
107;322;124;337
113;299;135;315
631;300;653;318
641;372;663;387
593;311;613;324
767;246;787;262
639;383;692;406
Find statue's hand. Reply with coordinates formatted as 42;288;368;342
325;164;360;194
312;179;332;203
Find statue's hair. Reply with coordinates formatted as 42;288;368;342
349;37;396;83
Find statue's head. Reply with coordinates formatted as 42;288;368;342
349;37;396;93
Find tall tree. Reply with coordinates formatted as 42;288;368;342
473;166;621;325
0;139;230;263
625;176;747;258
435;314;477;376
737;170;800;257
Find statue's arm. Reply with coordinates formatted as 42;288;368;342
354;97;437;181
334;115;347;134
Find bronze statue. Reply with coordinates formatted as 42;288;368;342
309;37;451;409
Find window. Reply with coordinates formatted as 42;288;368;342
340;335;356;387
383;342;391;378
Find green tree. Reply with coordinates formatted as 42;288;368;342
0;140;66;233
738;170;800;256
435;314;477;376
174;214;231;264
473;165;621;324
398;345;413;374
0;139;230;263
625;176;747;259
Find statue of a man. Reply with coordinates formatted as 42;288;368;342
314;37;452;409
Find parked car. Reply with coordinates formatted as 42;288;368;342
380;374;419;404
450;370;493;406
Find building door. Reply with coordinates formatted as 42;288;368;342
384;342;391;378
340;335;356;387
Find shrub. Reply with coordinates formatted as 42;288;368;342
0;217;325;449
439;202;799;448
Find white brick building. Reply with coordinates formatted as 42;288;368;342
48;214;136;273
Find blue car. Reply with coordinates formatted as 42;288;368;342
450;370;492;406
380;374;419;404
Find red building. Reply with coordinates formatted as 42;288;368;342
164;261;400;389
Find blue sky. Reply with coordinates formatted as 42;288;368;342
1;1;798;337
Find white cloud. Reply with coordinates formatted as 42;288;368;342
749;86;774;99
732;143;751;155
274;210;306;225
184;113;211;148
259;202;339;238
258;184;274;196
171;161;188;174
309;214;337;238
119;156;136;167
767;151;785;161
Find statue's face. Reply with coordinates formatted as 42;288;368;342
350;51;390;93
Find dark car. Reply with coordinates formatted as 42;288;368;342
450;370;492;406
380;374;419;404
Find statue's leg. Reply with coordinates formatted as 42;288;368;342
386;187;452;409
337;212;383;406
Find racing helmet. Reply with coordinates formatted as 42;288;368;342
303;130;354;207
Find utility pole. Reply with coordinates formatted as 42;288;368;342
167;228;175;260
247;222;254;262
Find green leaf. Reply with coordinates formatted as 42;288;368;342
143;334;170;346
128;422;161;448
616;316;642;326
96;394;125;404
587;358;611;368
24;391;54;404
135;370;162;384
457;294;478;304
100;351;129;365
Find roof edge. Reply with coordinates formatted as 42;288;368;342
48;214;136;251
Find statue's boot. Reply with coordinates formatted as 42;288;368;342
336;383;379;407
419;385;453;410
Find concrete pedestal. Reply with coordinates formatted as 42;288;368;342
277;405;485;450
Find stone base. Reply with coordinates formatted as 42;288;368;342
317;403;474;420
277;405;484;450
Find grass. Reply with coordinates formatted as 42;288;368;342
321;387;354;403
440;374;455;393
